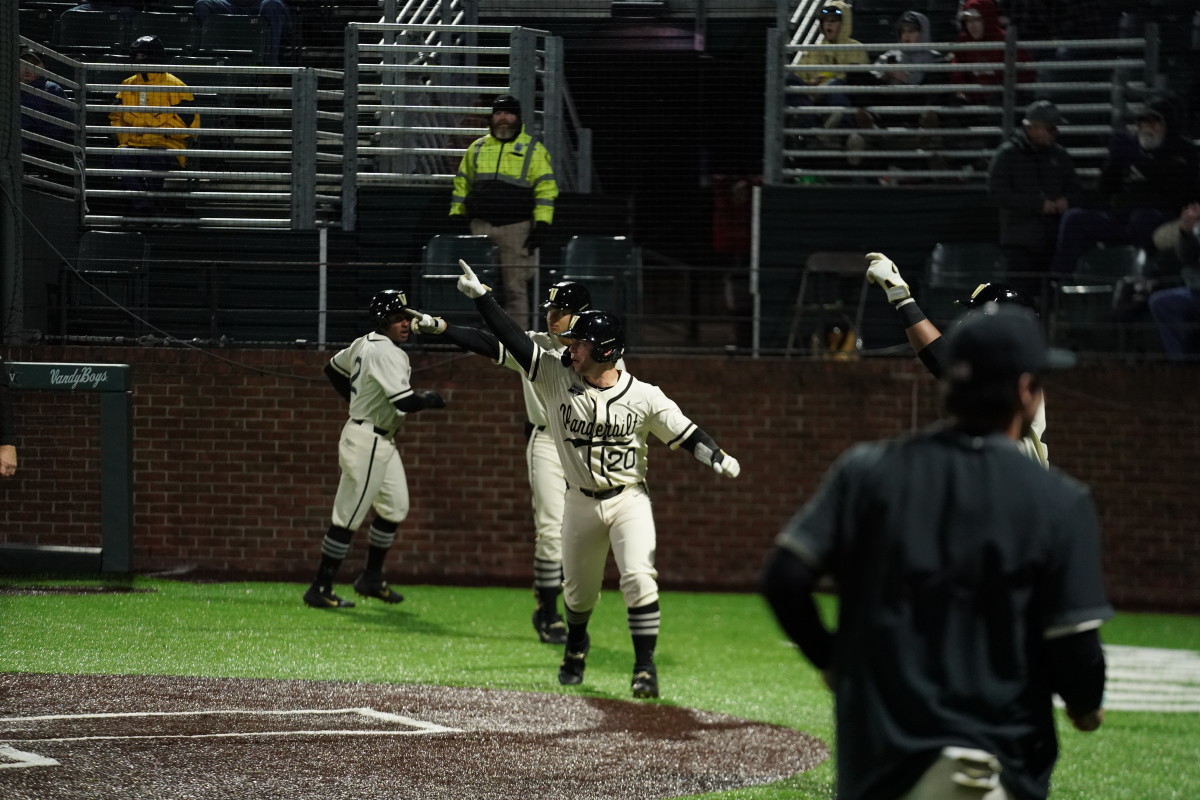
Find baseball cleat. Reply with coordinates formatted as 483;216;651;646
352;572;405;604
303;585;355;609
557;635;590;686
533;608;568;645
631;667;659;699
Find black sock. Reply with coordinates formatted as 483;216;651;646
535;585;561;617
365;519;398;574
629;601;661;670
314;525;354;590
563;602;592;650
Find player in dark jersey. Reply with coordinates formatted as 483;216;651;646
762;305;1110;800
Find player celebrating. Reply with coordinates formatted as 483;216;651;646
453;260;741;699
865;251;1051;465
410;280;617;645
302;289;447;609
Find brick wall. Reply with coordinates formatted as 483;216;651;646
2;346;1197;611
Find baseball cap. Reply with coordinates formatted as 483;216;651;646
958;7;982;19
945;304;1076;384
1023;99;1066;127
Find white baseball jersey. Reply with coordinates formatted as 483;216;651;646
519;348;697;493
328;332;415;435
1020;398;1049;466
326;332;415;529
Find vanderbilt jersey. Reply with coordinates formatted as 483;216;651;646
522;348;697;492
501;331;627;429
328;332;415;433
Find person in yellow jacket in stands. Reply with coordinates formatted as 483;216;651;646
450;94;558;324
789;1;868;146
109;35;200;219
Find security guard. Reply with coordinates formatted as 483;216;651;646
449;94;558;323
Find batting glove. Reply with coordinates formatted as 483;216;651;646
457;259;489;299
712;451;741;479
865;252;912;305
412;312;448;335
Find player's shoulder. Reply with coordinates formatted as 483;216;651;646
528;330;559;351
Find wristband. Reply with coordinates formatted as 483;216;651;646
896;299;927;329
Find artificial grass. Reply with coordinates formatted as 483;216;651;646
2;576;1198;799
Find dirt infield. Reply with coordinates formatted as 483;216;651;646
0;673;828;800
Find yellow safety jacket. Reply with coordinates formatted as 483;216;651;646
450;128;557;227
109;71;200;167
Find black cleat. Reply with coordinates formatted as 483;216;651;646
533;608;568;645
303;585;355;609
557;635;590;686
631;667;659;699
352;572;405;604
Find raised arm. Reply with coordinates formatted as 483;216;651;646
865;252;949;378
456;259;538;370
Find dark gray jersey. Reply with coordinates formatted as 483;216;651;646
776;425;1112;800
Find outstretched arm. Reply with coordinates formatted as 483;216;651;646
409;309;504;361
456;259;538;371
865;252;948;378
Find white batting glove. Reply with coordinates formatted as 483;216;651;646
712;452;741;479
411;312;447;335
865;252;912;305
456;259;489;299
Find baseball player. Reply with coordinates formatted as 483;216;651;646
302;289;447;609
0;355;17;478
866;251;1051;465
410;280;619;645
763;305;1110;800
452;260;741;700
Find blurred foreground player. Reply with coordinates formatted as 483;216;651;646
763;304;1110;800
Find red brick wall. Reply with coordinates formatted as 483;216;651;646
2;346;1197;611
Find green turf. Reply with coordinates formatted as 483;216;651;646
2;576;1198;799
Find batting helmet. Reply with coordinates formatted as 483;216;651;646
541;281;592;313
561;310;624;363
369;289;413;327
958;282;1039;318
130;35;166;61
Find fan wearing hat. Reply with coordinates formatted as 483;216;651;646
1051;94;1200;273
986;100;1082;298
764;302;1108;800
108;35;199;218
450;94;559;324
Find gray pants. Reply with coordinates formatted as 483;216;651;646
470;218;535;326
899;747;1015;800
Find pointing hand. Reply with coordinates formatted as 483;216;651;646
457;259;489;299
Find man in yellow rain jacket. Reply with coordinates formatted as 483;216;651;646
450;94;558;324
109;35;200;218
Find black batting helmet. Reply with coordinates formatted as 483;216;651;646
541;281;592;313
561;310;624;363
369;289;413;327
958;282;1039;318
130;35;166;61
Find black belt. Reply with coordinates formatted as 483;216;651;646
575;483;638;501
534;425;546;432
352;419;392;438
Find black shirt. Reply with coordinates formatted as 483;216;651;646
776;425;1112;800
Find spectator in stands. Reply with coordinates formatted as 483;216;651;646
450;94;558;324
193;0;293;67
789;1;868;144
109;35;200;218
846;10;948;168
19;51;72;163
951;0;1033;107
1052;96;1200;274
1148;203;1200;359
988;100;1082;301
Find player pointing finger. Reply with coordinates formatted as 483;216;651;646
452;265;740;700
